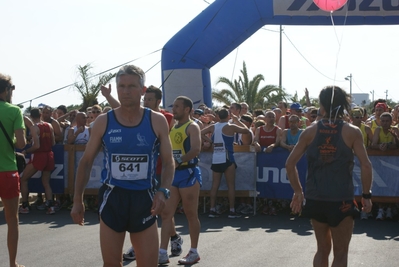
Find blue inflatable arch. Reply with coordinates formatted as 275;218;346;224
161;0;399;108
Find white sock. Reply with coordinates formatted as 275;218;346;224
230;208;235;212
190;248;198;254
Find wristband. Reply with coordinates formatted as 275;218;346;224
362;192;372;199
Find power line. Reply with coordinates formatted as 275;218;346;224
283;32;346;83
17;49;162;106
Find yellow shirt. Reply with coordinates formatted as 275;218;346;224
378;127;395;144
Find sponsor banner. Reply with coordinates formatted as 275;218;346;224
256;147;307;199
30;145;399;198
199;151;257;192
273;0;399;17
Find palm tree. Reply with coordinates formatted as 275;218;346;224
73;63;116;111
212;61;287;110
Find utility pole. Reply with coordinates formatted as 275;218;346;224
385;90;388;101
345;74;352;101
370;90;374;103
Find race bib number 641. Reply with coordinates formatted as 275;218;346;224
111;154;148;180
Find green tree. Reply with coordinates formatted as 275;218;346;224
73;63;115;111
212;61;287;111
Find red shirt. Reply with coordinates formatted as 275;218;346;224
35;122;53;152
156;110;174;175
258;126;278;147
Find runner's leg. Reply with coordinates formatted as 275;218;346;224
131;222;159;267
311;219;332;267
330;216;354;267
160;186;181;250
180;182;201;248
99;219;125;267
3;196;20;267
224;164;236;210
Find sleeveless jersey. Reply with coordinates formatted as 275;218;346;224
258;126;278;147
286;129;303;145
101;108;159;190
169;120;198;167
156;109;174;175
305;120;354;201
370;120;379;134
378;127;395;144
73;126;90;144
35;122;53;152
359;123;369;147
212;122;235;164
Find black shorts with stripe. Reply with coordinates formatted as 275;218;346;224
98;184;157;233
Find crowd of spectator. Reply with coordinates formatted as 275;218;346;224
18;96;399;221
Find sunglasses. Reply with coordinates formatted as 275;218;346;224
353;116;361;119
92;110;101;114
310;115;317;118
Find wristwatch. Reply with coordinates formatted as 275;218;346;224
362;191;372;199
158;188;170;199
175;157;183;167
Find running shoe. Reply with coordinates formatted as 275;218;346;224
269;206;277;216
46;206;55;215
19;205;29;214
37;203;46;210
241;204;254;215
123;247;135;260
171;235;183;256
228;211;241;219
376;208;385;220
31;197;43;207
158;252;170;265
208;210;219;218
236;203;246;214
386;207;393;220
178;251;200;265
360;211;368;220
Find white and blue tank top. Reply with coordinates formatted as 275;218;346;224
101;108;159;190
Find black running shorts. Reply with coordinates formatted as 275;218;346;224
211;160;237;173
301;199;360;227
98;184;157;233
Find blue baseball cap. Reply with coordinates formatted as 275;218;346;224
290;102;302;111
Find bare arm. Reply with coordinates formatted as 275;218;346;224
370;127;382;150
24;125;40;154
71;114;105;225
304;88;311;107
253;127;261;152
101;84;120;109
201;124;214;143
286;126;316;214
280;129;290;150
181;123;201;163
51;119;63;143
351;126;373;213
278;116;286;130
152;112;175;215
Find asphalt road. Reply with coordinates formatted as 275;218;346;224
1;206;399;267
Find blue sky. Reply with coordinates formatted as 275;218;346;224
2;0;398;109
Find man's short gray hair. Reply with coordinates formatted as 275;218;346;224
116;65;146;88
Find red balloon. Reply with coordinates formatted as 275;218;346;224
313;0;348;12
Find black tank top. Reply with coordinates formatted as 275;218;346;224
305;120;354;201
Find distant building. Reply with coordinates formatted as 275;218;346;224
351;93;370;107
